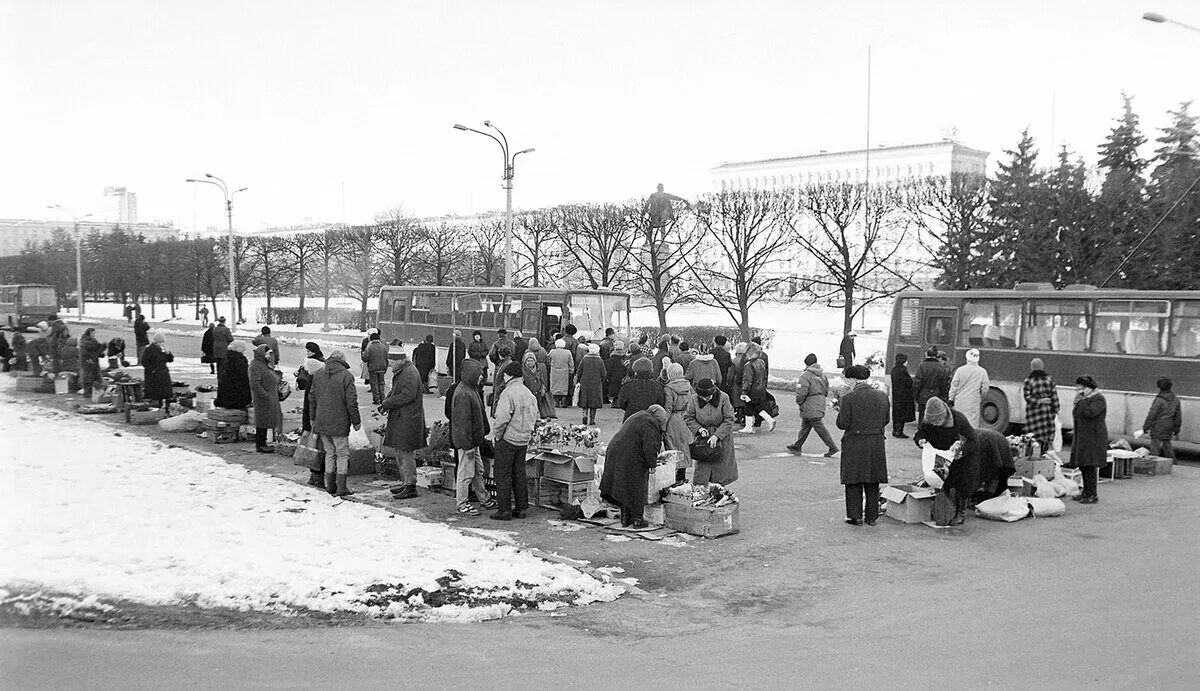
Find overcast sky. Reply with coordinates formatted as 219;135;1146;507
4;0;1197;233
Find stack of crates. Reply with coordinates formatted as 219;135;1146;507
206;407;248;444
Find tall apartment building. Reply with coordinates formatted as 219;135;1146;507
104;186;138;224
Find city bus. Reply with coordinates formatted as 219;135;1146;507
0;284;59;330
886;285;1199;450
375;285;631;370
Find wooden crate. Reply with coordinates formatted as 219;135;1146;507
210;428;241;444
664;502;740;539
537;477;589;509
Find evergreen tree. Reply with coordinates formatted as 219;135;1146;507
989;128;1045;287
1144;101;1200;289
1045;147;1095;288
1091;93;1149;286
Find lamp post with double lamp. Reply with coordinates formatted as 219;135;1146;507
453;121;534;287
186;174;247;324
47;204;92;317
1142;11;1200;34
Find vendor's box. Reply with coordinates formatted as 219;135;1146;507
415;466;442;488
16;375;43;392
537;477;589;509
664;502;739;538
1006;477;1035;497
1013;458;1056;480
539;450;595;484
346;448;377;476
1133;455;1172;476
880;484;936;524
525;453;544;479
643;503;665;526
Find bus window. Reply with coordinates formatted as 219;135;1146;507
567;293;629;337
896;298;920;344
391;299;407;323
1171;300;1200;357
410;292;430;324
506;297;523;330
20;286;56;307
961;300;1021;348
1024;300;1089;352
1094;300;1169;356
925;315;953;346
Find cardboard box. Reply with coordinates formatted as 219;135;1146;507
527;477;540;504
880;484;936;524
664;502;739;538
1133;455;1172;476
538;450;595;484
1013;458;1056;480
643;503;666;526
415;466;442;488
525;453;545;479
1007;477;1035;497
16;375;44;392
537;477;590;509
346;448;378;476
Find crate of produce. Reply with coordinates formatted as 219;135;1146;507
664;502;740;539
16;375;45;392
210;427;241;444
207;407;248;424
536;477;589;509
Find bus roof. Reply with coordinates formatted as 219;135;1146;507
0;283;55;289
895;288;1200;300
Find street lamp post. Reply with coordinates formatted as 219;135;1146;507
1142;11;1200;34
453;121;534;287
47;204;92;316
186;174;247;324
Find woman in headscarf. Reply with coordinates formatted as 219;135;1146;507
661;362;694;456
600;404;669;529
468;330;489;382
889;353;915;438
296;342;326;486
549;338;574;407
141;331;175;408
527;337;552;392
914;396;979;525
1022;357;1059;455
78;327;105;397
685;377;737;486
606;341;628;408
575;343;606;425
522;350;556;419
215;339;252;410
616;356;665;421
249;343;283;453
1070;376;1107;505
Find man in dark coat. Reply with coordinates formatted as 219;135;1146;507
561;325;579;405
913;347;947;423
468;330;489;382
381;353;426;500
839;331;856;367
363;332;390;405
446;330;468;382
201;324;216;374
413;334;437;393
251;326;281;369
917;396;979;524
711;335;733;397
488;328;515;367
309;350;362;496
836;365;889;526
141;332;175;408
616;357;665;420
788;354;837;456
1070;376;1107;504
606;342;628;407
1142;376;1182;461
78;327;105;397
975;428;1015;502
211;317;234;377
449;358;492;515
249;344;282;453
890;353;915;438
133;314;150;365
215;340;252;410
0;332;11;373
511;331;528;364
600;404;669;529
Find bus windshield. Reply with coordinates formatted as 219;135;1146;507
567;293;628;336
21;287;57;307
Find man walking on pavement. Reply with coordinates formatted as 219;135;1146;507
490;362;538;521
413;334;437;394
252;326;281;367
787;353;839;457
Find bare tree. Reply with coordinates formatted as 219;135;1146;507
901;173;991;290
376;208;424;286
785;182;917;335
185;236;226;320
551;203;635;289
467;220;505;286
686;190;793;339
313;227;341;331
252;236;297;325
284;231;324;326
334;224;385;331
627;201;703;330
515;210;562;287
219;235;262;324
416;222;464;286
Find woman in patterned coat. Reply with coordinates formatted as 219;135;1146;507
1022;358;1059;454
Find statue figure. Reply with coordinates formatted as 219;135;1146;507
644;183;691;228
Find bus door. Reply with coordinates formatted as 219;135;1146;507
542;303;563;344
923;307;958;360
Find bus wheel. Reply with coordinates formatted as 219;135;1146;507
980;389;1010;433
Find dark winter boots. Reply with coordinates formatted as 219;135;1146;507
307;470;324;487
391;484;418;500
324;473;336;495
335;474;353;497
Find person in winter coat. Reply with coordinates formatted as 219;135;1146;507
491;362;539;520
575;343;606;425
1142;376;1182;460
490;346;514;417
975;428;1015;502
1070;376;1107;504
78;328;105;397
685;349;721;388
48;319;71;371
549;339;575;406
511;331;528;364
105;336;127;370
788;354;839;457
711;336;733;393
839;331;857;368
627;342;650;371
57;337;80;378
616;356;665;421
252;326;281;369
0;332;11;372
606;342;628;407
380;353;426;500
913;347;948;423
730;341;748;424
11;332;28;371
141;332;175;408
450;358;493;515
915;396;978;525
836;365;890;526
948;348;990;428
249;344;282;453
468;330;490;382
661;362;694;457
215;340;252;410
522;351;556;419
309;350;362;497
651;339;671;379
201;323;216;374
685;378;737;486
211;317;234;376
446;330;468;382
751;335;770;378
363;332;390;405
600;404;670;529
1022;358;1059;454
598;328;616;361
133;314;150;364
488;329;515;367
413;334;437;393
296;343;326;488
675;342;695;373
890;353;916;438
737;342;775;434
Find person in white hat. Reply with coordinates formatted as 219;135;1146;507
948;348;990;427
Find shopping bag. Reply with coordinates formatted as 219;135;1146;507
293;432;325;467
348;425;372;450
1026;496;1065;517
921;444;951;489
974;493;1033;522
689;435;722;464
1052;417;1064;452
931;491;956;526
276;372;292;402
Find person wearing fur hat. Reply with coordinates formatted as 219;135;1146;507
215;339;252;410
211;316;234;377
1070;376;1107;504
491;361;538;520
549;339;575;407
56;336;80;381
948;348;990;427
662;362;695;459
736;341;775;434
296;343;326;487
616;356;665;421
249;343;283;453
601;404;670;529
467;330;490;382
915;396;978;525
606;341;628;406
788;354;839;457
575;343;606;425
890;353;916;438
413;334;437;393
836;365;890;526
1022;358;1059;454
309;349;362;497
141;331;175;408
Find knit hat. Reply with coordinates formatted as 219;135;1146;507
588;343;600;356
503;361;523;379
695;378;716;397
555;339;566;349
923;397;952;427
1075;376;1097;389
847;364;871;380
632;357;653;376
327;349;346;363
152;331;166;344
966;348;980;364
613;340;626;355
228;339;250;354
804;353;818;366
733;342;748;355
1030;358;1044;372
665;362;684;380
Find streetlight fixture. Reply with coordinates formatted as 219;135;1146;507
186;174;247;324
1142;11;1200;34
453;121;534;287
47;204;92;317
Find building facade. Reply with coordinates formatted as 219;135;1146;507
0;219;178;257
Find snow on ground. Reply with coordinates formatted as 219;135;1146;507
0;393;622;622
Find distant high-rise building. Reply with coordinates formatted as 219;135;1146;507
103;186;138;224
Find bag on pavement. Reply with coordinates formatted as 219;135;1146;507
294;432;325;467
1026;496;1066;517
974;492;1033;522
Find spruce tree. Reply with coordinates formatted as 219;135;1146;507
1092;93;1149;286
1145;101;1200;289
1045;146;1095;288
989;128;1046;287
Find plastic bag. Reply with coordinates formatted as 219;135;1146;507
974;492;1033;522
348;426;372;450
1052;417;1064;452
1049;467;1082;498
294;432;325;467
921;444;951;489
157;409;207;433
1026;496;1065;517
1033;474;1061;499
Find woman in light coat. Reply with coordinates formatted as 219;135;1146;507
948;348;990;428
549;339;574;406
662;362;695;458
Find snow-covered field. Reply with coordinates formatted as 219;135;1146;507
0;391;621;622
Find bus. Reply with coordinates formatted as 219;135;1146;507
886;285;1199;450
375;285;631;365
0;284;59;330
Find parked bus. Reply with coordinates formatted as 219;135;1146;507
375;285;631;370
0;284;59;330
886;285;1199;450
